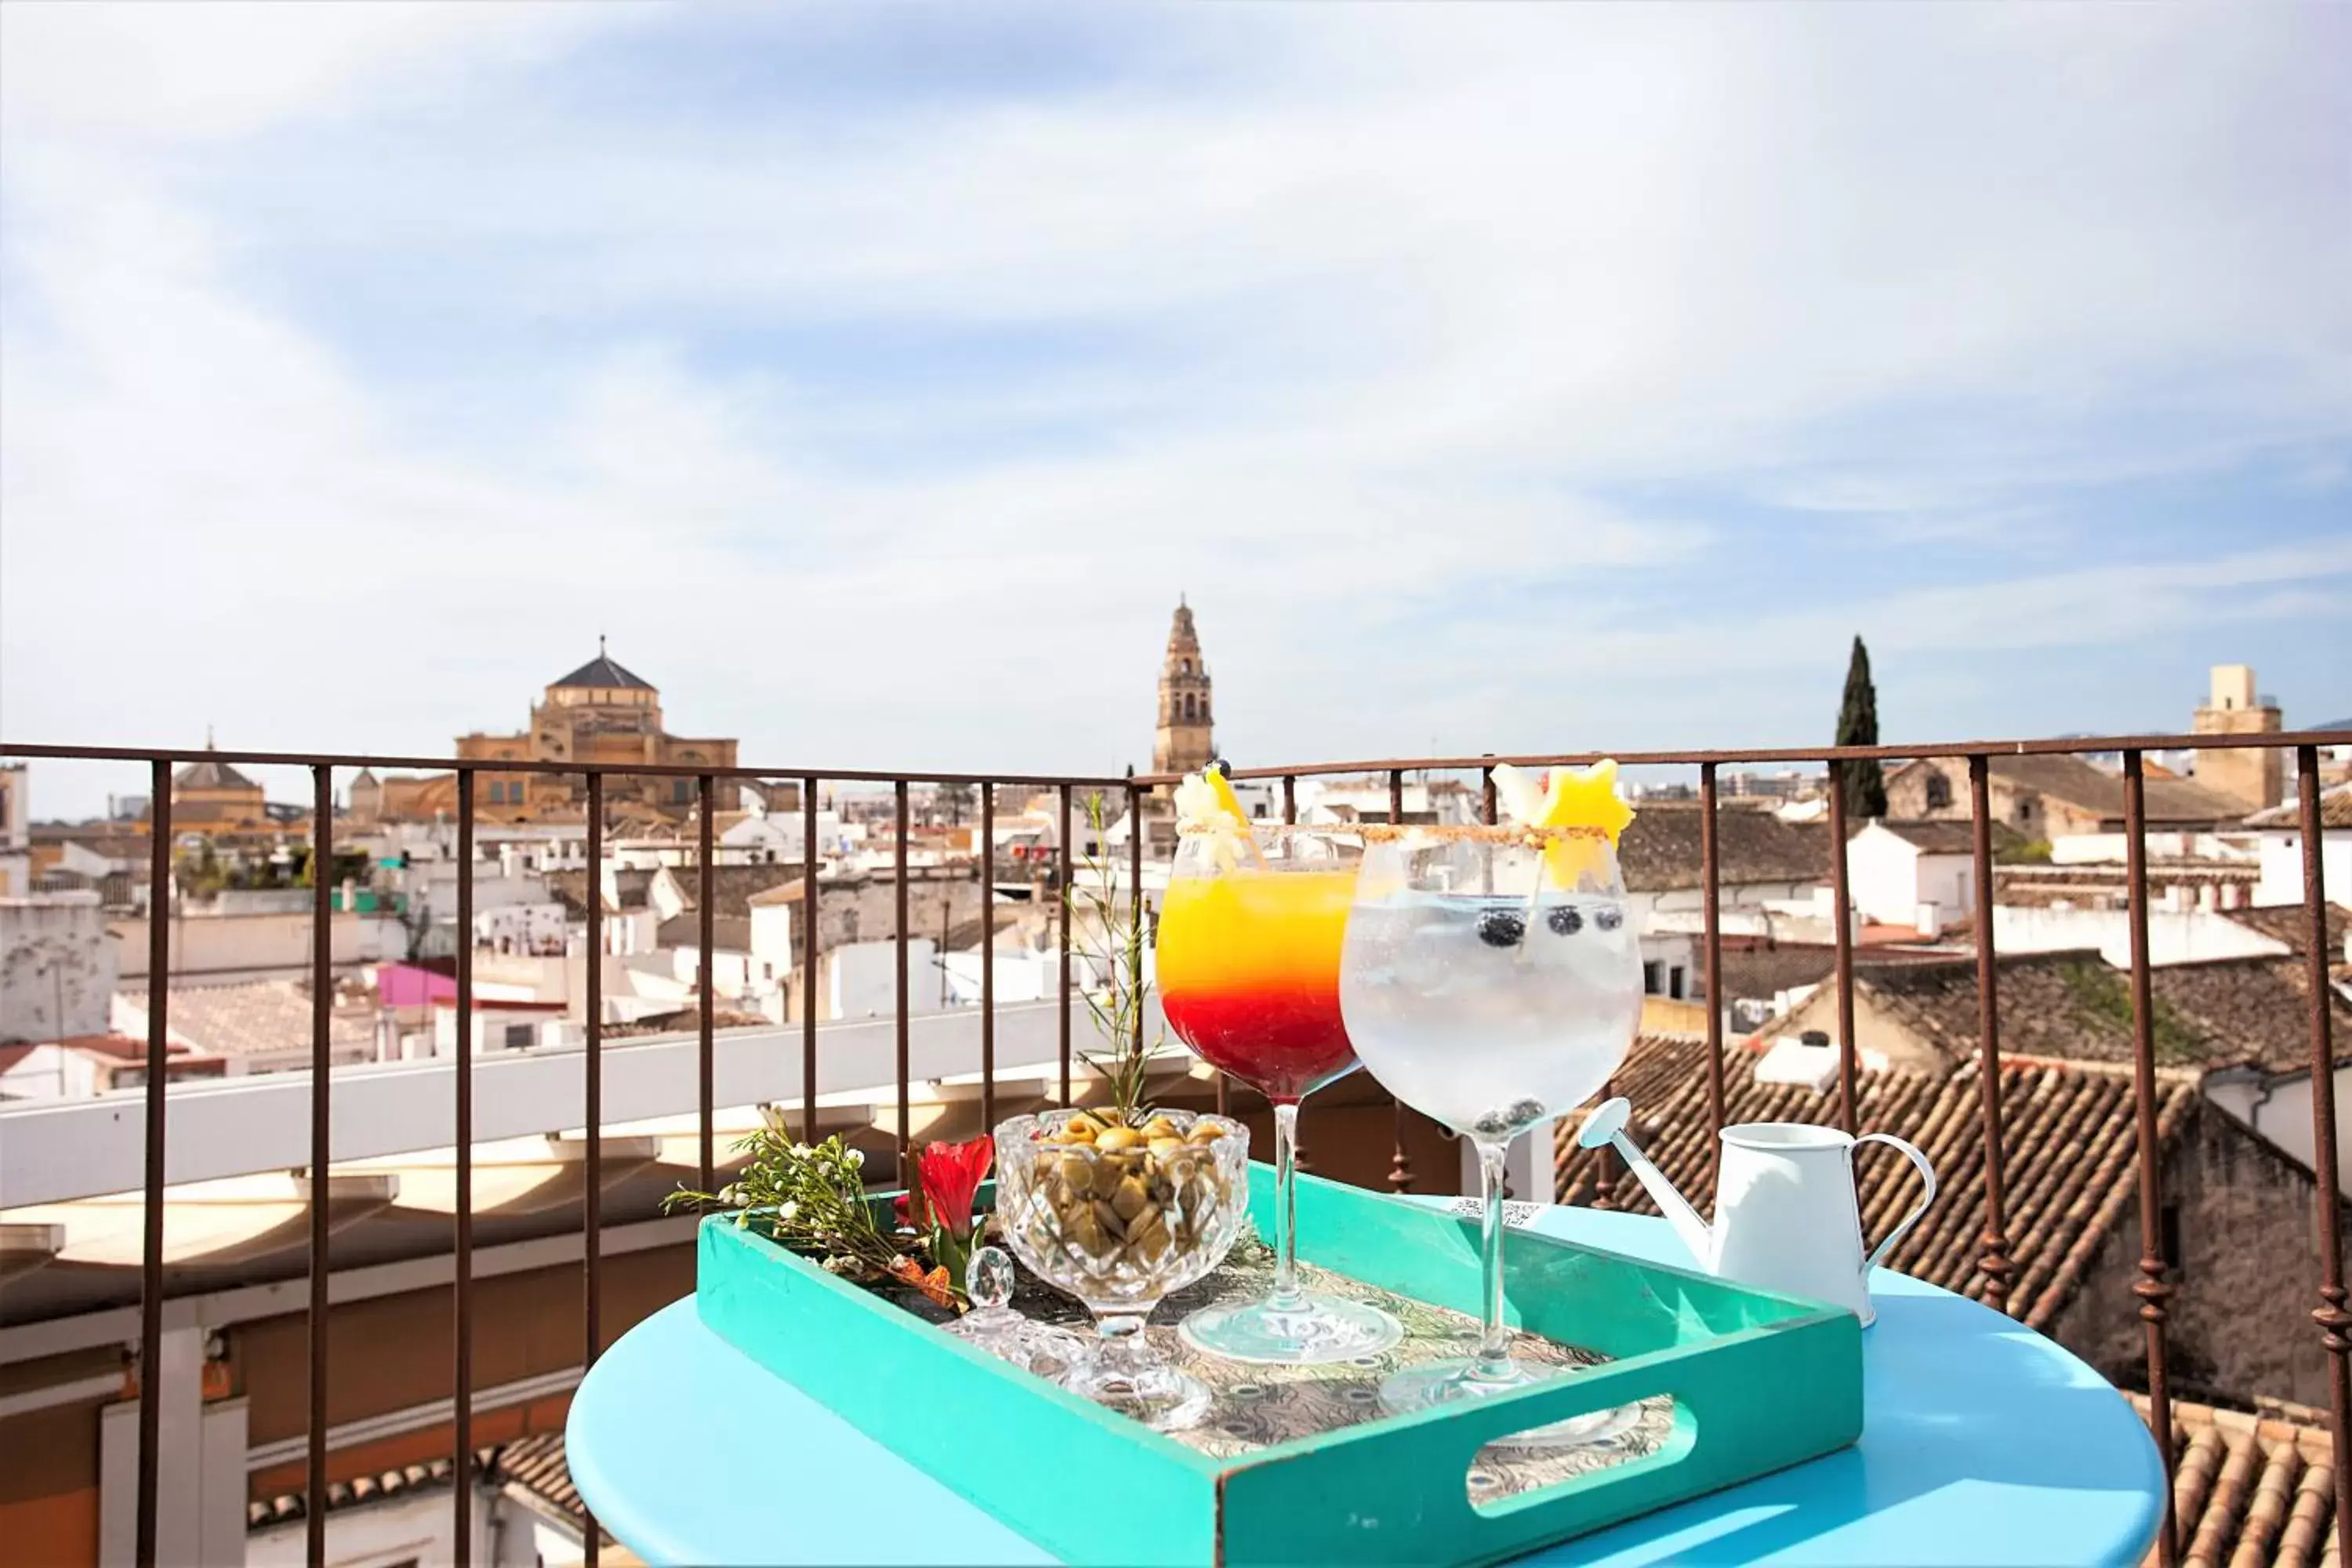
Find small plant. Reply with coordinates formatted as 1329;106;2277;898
664;1131;903;1280
1065;792;1160;1124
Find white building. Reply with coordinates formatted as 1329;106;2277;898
1;891;118;1042
2246;783;2352;909
1844;820;1984;934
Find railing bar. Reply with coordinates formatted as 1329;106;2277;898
453;771;476;1568
583;771;604;1568
981;782;996;1133
307;764;332;1568
1123;728;2352;784
1282;773;1296;826
1128;782;1145;1061
135;757;169;1568
895;781;912;1175
2122;750;2178;1568
0;742;1147;787
802;777;818;1145
1059;782;1073;1107
1386;769;1413;1194
1827;772;1859;1134
2294;746;2352;1562
1968;756;2015;1311
1699;762;1726;1189
698;775;716;1197
9;730;2352;781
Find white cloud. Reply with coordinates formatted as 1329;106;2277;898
2;3;2347;816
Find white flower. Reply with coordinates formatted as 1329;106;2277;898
1172;773;1223;832
792;1143;811;1158
778;1200;800;1222
845;1149;865;1168
821;1255;855;1275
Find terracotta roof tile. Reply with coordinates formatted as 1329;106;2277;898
1616;805;1827;893
118;982;375;1060
2245;782;2352;829
2131;1393;2343;1568
1974;754;2245;825
1553;1035;2198;1332
1848;951;2352;1074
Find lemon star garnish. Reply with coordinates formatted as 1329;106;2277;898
1490;760;1635;887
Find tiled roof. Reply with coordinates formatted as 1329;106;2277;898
655;913;753;952
1715;943;1952;1006
118;982;375;1059
662;864;800;919
249;1454;481;1530
174;755;259;792
1848;950;2352;1073
2229;903;2352;965
1869;818;2024;856
249;1437;604;1539
1617;805;1827;893
2133;1393;2342;1567
1991;753;2243;824
490;1429;598;1535
2245;782;2352;829
1553;1034;2198;1331
547;868;657;916
550;652;654;691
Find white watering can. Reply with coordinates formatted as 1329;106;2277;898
1577;1098;1936;1327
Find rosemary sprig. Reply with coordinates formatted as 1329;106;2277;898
1066;791;1158;1124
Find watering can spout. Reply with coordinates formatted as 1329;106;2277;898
1577;1098;1715;1269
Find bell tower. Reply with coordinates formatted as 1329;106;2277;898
1153;597;1214;778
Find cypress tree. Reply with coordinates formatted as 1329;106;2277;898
1835;636;1889;819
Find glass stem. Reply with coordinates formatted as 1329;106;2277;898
1270;1101;1305;1308
1473;1138;1513;1381
1093;1311;1147;1386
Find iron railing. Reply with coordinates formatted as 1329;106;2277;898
2;727;2347;1568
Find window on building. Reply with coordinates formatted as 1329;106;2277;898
1183;694;1196;720
1642;960;1664;994
1924;771;1951;810
2016;800;2033;825
485;782;504;804
1181;659;1191;674
674;779;692;804
504;1024;535;1050
1669;965;1686;1000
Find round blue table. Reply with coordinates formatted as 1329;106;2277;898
568;1204;2165;1566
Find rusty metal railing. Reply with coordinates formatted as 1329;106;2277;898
1;728;2344;1568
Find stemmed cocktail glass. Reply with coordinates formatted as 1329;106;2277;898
1338;821;1643;1443
1157;817;1403;1364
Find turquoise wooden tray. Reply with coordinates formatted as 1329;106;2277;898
695;1164;1862;1566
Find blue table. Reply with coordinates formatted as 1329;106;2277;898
568;1204;2165;1566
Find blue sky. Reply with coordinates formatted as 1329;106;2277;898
2;2;2347;815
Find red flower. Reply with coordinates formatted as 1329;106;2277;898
915;1134;993;1243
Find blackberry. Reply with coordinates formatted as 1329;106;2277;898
1546;906;1584;936
1476;909;1526;948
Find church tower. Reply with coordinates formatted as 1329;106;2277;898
1152;598;1214;778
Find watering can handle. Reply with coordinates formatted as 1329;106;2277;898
1854;1132;1938;1275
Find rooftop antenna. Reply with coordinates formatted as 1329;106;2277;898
599;632;608;658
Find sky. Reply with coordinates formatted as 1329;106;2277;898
2;2;2347;816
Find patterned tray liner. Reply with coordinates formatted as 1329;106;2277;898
1000;1210;1674;1504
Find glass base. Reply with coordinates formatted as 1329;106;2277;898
1379;1357;1642;1450
1178;1292;1404;1365
1062;1356;1212;1432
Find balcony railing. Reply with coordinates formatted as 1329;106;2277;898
2;727;2347;1568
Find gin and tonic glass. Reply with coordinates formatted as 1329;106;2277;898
1338;823;1642;1443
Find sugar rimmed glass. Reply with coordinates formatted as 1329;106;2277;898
1157;822;1403;1365
1338;822;1643;1444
